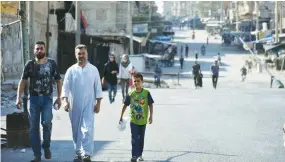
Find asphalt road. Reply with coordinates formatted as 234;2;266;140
2;30;285;162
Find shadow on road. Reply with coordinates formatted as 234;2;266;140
1;140;115;162
98;148;237;162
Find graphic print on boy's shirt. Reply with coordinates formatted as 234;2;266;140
124;89;154;125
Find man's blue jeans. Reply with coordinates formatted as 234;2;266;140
130;123;146;157
29;96;53;157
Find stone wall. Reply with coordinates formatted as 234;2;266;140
1;14;23;81
1;9;58;81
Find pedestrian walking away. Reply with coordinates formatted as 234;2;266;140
192;61;202;89
240;66;247;82
154;64;162;88
179;55;184;70
118;54;133;102
201;44;206;56
207;37;209;45
119;73;154;162
247;59;252;74
16;41;62;162
179;45;185;69
61;44;103;162
211;60;220;89
217;53;222;66
185;45;189;58
195;49;199;60
103;52;119;104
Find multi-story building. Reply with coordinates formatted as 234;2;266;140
163;1;173;20
229;1;274;23
171;1;197;18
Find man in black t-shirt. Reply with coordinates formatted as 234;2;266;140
192;61;201;89
16;41;62;162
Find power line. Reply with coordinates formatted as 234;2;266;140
58;2;74;22
1;20;21;28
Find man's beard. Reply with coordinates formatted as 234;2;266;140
78;57;86;63
35;52;45;60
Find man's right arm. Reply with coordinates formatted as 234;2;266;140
16;61;31;108
16;79;27;101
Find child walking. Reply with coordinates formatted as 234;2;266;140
119;73;154;162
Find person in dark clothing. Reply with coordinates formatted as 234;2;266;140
103;53;119;103
207;37;209;45
194;49;199;60
192;61;201;89
201;45;206;56
210;60;219;89
185;45;189;58
180;56;184;69
179;46;184;69
154;65;162;88
240;66;247;82
16;41;62;162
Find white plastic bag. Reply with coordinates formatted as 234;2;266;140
118;117;128;132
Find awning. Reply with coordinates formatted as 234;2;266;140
125;35;143;43
263;43;285;52
148;39;176;45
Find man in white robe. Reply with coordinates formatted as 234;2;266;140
61;44;103;162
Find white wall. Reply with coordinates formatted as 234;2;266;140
81;2;117;34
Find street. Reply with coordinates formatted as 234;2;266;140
2;29;285;162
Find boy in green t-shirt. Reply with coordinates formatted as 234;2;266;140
119;73;154;162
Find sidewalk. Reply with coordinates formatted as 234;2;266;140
250;54;285;85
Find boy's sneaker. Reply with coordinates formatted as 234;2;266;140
138;156;144;161
73;155;82;162
130;156;137;162
83;155;91;162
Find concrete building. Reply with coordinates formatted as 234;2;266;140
163;1;173;20
64;2;133;58
229;1;274;22
1;1;64;80
171;1;197;18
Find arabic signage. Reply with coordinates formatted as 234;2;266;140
133;23;148;34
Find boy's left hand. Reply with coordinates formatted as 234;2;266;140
149;116;153;124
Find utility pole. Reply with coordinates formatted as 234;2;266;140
254;1;259;54
75;1;81;45
235;1;239;31
46;1;50;56
279;2;283;34
255;1;259;33
220;1;223;22
148;1;152;23
128;1;134;55
19;1;30;113
28;1;34;59
275;1;279;43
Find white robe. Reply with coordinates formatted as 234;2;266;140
61;63;103;156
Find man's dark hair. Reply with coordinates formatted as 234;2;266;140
35;41;45;46
133;73;143;81
75;44;87;50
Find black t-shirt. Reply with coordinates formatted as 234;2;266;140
21;58;61;96
103;61;119;85
192;64;200;75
